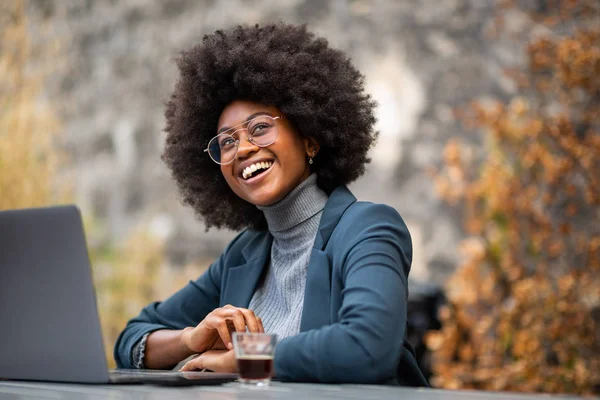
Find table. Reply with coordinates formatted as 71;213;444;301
0;381;595;400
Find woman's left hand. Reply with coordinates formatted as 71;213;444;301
179;349;237;373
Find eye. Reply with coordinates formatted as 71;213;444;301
251;123;271;136
219;136;236;148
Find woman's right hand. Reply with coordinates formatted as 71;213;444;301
181;305;264;353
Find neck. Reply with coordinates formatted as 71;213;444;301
257;174;328;238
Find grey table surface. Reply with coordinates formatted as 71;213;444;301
0;381;595;400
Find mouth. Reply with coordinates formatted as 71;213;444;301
240;160;274;181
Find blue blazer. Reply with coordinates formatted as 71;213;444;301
114;185;427;386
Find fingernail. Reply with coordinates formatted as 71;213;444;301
228;342;233;349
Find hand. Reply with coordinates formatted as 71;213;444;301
180;349;237;373
181;305;264;354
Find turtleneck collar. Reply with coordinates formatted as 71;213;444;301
257;174;328;234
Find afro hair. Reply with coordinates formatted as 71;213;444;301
162;23;377;231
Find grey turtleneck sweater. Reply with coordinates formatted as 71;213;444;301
249;173;328;340
132;174;327;368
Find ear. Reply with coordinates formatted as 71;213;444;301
304;137;320;158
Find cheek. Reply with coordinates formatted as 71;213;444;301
279;138;307;166
220;161;236;175
288;152;305;169
220;165;235;186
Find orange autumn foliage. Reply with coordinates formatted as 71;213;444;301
427;1;600;395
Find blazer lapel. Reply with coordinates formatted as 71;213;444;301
221;232;272;308
300;185;357;331
312;186;356;249
220;186;357;326
300;249;331;331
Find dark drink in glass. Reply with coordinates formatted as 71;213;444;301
232;332;277;386
236;356;274;381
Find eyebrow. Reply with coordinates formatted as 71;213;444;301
217;112;274;135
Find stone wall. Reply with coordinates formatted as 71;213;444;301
27;0;532;284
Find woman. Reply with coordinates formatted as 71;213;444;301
114;23;427;386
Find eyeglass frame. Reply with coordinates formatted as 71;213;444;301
203;115;284;165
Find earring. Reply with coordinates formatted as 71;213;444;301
308;150;316;165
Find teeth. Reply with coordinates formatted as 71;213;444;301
242;161;272;180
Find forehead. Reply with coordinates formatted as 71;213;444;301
217;100;279;128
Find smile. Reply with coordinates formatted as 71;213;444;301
242;161;273;180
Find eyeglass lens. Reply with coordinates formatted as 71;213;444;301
207;116;279;164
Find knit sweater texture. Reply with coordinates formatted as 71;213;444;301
132;174;327;367
249;173;328;340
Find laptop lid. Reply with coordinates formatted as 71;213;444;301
0;205;110;383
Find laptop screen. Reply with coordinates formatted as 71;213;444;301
0;205;110;383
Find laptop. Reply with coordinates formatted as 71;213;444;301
0;205;238;386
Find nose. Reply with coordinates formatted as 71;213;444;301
235;130;259;159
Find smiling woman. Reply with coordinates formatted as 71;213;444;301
114;23;428;386
217;101;317;207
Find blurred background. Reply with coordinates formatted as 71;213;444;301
1;0;598;394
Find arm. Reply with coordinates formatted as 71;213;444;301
142;328;194;369
113;251;224;369
143;305;265;370
274;204;411;383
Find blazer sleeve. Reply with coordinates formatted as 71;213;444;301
113;236;235;368
274;203;411;383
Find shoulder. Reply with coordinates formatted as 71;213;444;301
330;200;412;259
337;201;409;236
328;199;413;279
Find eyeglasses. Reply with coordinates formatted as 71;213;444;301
204;115;282;165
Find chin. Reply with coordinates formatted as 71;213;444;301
234;178;285;207
246;192;282;207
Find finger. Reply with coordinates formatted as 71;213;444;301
212;336;228;350
204;311;237;348
193;350;235;373
257;316;264;333
180;355;203;372
213;317;234;350
239;308;260;332
214;307;255;332
230;309;246;334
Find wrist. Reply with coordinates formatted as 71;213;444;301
180;327;194;355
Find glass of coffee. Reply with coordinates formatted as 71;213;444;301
232;332;277;386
